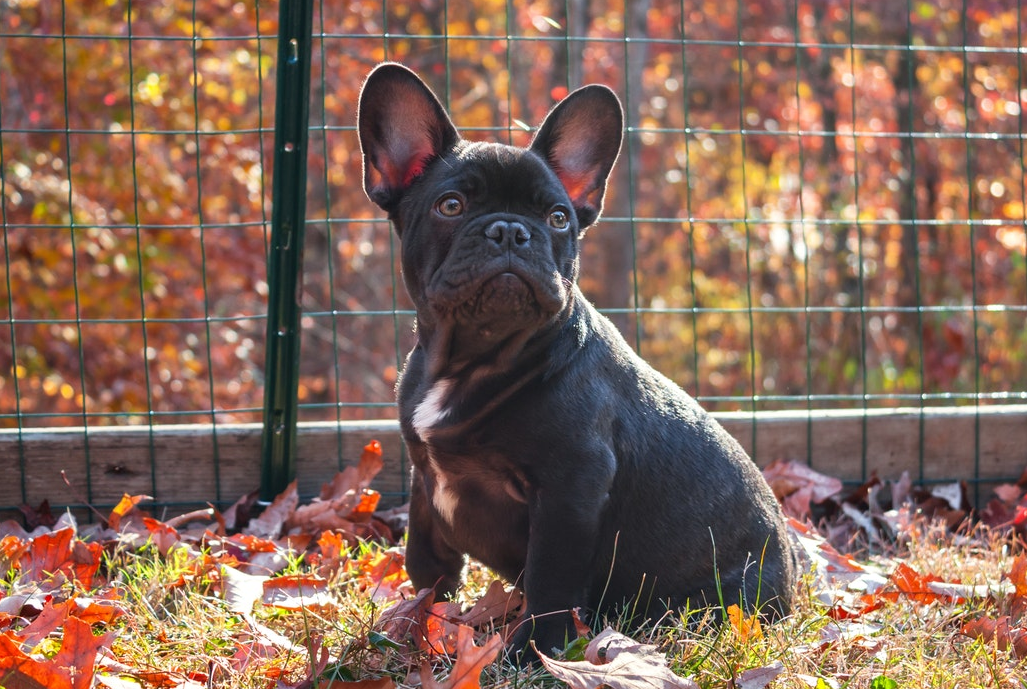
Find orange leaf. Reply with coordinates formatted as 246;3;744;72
142;517;181;555
727;604;763;643
349;548;406;584
421;601;461;655
21;528;74;581
318;529;347;561
107;493;150;531
348;489;382;522
421;625;503;689
21;529;101;588
72;595;127;625
1006;554;1027;599
228;532;280;553
360;440;384;483
1;534;29;568
0;616;116;689
886;563;948;605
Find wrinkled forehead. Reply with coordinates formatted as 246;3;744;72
443;141;565;200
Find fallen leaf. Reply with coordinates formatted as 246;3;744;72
375;587;435;648
19;528;101;589
763;460;843;519
142;517;182;555
817;620;883;654
18;501;56;531
727;604;763;643
0;616;116;689
583;628;652;664
107;494;150;531
348;490;382;523
884;563;951;605
422;601;462;655
1006;554;1027;599
349;548;410;601
960;615;1027;657
457;580;525;628
319;679;397;689
735;661;784;689
537;630;699;689
421;625;503;689
16;597;73;647
262;573;337;611
245;481;299;539
221;565;269;613
318;529;347;560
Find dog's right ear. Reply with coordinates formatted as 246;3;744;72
358;63;460;211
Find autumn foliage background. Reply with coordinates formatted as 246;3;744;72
2;0;1026;433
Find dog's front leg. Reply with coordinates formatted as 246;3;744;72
509;448;616;661
404;463;465;598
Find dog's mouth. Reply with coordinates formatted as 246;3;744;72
458;270;540;324
427;264;565;331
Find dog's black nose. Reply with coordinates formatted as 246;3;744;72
484;220;530;247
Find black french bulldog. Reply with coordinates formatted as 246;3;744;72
357;63;795;660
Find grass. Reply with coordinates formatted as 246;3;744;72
85;517;1026;689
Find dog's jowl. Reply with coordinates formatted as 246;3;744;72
358;63;796;661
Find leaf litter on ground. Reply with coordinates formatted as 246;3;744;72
0;444;1026;688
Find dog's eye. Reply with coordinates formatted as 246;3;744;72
547;208;570;230
435;194;464;218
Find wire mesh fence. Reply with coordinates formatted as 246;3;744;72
2;0;1026;513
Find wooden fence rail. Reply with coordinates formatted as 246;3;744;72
2;405;1025;519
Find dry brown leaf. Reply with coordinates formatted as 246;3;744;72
220;565;268;614
583;627;651;664
244;480;299;539
320;679;397;689
538;630;699;689
457;580;525;628
763;459;843;519
375;587;436;647
960;615;1027;657
734;661;784;689
288;443;384;534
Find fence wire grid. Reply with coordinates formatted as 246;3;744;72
2;0;1027;512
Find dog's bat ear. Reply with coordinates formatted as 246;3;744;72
358;63;460;211
530;85;623;231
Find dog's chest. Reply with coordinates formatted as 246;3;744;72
418;444;530;521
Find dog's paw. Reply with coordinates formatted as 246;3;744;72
505;613;578;667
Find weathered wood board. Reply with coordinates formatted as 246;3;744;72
2;406;1025;519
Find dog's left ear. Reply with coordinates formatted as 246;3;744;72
530;85;623;230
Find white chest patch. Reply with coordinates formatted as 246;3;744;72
428;454;459;525
412;378;453;440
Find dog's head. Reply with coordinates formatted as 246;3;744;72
358;64;622;369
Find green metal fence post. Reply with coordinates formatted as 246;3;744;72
259;0;315;502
